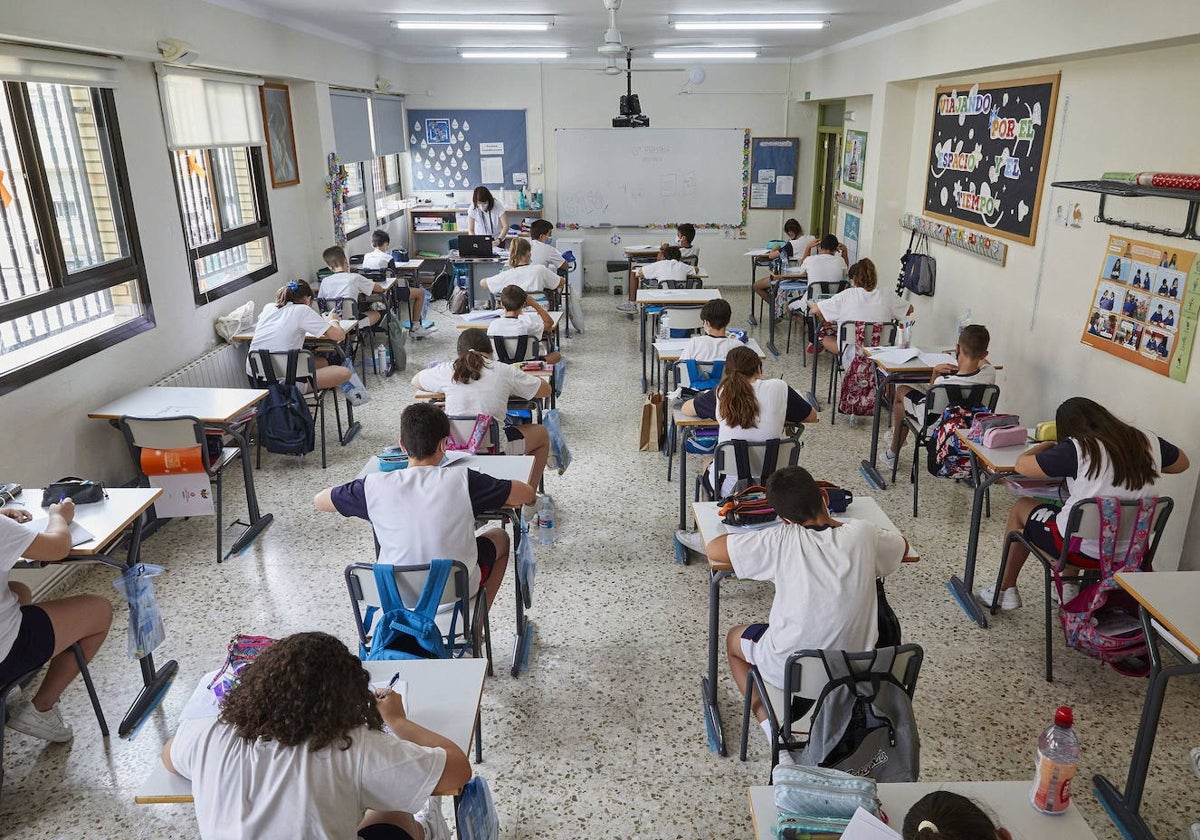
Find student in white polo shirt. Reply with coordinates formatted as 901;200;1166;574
528;219;566;272
636;245;691;288
315;402;534;609
487;284;561;364
482;238;562;299
247;280;351;391
360;229;435;336
318;245;387;330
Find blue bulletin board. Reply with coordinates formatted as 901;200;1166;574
406;109;529;192
749;136;800;210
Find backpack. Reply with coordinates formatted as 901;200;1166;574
363;560;456;661
898;231;936;296
382;310;407;374
837;323;886;417
798;648;921;782
449;285;469;315
1058;497;1160;676
927;404;982;479
254;350;316;456
429;269;453;303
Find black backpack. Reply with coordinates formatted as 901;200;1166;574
897;231;936;297
429;269;453;303
254;350;315;456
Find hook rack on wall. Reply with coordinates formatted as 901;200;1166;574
900;213;1008;267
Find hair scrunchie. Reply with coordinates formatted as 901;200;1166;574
917;820;938;833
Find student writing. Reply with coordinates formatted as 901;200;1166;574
319;245;386;330
360;229;435;337
483;238;562;298
678;298;741;363
247;280;351;391
487;284;562;365
809;257;911;355
752;218;815;305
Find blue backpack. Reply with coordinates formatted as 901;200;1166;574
254;350;315;456
363;560;456;661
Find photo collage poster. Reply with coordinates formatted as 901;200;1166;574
1081;235;1199;382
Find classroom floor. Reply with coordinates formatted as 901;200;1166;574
2;289;1197;839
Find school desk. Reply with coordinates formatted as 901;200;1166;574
457;308;564;352
414;365;556;412
748;781;1101;840
651;336;766;403
88;386;276;556
1093;571;1200;840
356;453;538;678
135;657;489;804
444;253;504;310
693;499;918;756
16;487;170;737
742;248;773;326
669;406;719;530
635;288;723;392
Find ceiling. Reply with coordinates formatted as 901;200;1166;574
208;0;964;65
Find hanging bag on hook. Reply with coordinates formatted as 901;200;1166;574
899;232;936;297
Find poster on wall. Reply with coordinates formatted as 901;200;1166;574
1081;235;1199;382
923;74;1060;246
842;212;861;264
842;130;867;191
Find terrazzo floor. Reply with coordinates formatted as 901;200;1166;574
2;289;1198;839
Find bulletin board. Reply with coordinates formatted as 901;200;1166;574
749;137;799;210
1081;234;1199;382
923;74;1059;246
406;109;529;191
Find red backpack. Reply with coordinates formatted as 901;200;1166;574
927;405;978;479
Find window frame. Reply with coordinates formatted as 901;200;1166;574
342;159;369;241
170;144;277;305
0;81;153;396
373;153;405;225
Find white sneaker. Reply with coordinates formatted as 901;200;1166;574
616;301;637;314
6;700;73;742
674;529;707;555
1189;746;1200;780
410;325;433;339
415;796;451;840
1051;582;1081;605
882;450;897;470
975;584;1022;611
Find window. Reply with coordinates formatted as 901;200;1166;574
0;80;151;393
373;153;404;224
342;160;368;240
171;146;275;301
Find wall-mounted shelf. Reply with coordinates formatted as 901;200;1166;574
1052;180;1200;240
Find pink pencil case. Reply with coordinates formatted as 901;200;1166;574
982;425;1028;448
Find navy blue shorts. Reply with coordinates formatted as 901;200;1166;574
0;605;55;686
358;823;415;840
477;535;498;584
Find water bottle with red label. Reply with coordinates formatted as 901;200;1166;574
1031;705;1081;813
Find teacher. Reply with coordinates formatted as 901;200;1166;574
467;186;507;244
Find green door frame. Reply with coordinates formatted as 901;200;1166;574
810;102;844;239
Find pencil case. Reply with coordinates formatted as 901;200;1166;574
967;412;1019;441
982;425;1028;448
1034;421;1058;442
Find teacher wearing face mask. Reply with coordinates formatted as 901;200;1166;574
467;186;507;246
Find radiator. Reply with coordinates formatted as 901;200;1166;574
155;342;249;389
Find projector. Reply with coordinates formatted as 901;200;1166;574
612;92;650;127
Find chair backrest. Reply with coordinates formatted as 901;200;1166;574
712;434;804;491
665;276;703;289
349;254;364;265
359;267;385;283
491;334;539;364
316;296;361;318
663;305;704;334
681;254;700;267
836;320;899;352
247;349;318;388
1059;496;1174;570
447;413;502;455
783;644;924;714
118;415;212;473
343;561;472;649
920;382;1001;426
807;279;848;302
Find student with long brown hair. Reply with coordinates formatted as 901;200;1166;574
247;280;350;391
412;329;553;490
977;396;1188;610
675;345;818;553
809;257;911;355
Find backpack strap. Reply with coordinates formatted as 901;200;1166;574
1123;497;1159;571
284;349;301;386
373;563;408;614
255;350;281;386
759;440;781;484
414;559;453;618
733;440;754;485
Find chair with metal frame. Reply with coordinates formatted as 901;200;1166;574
695;434;805;506
248;348;342;469
785;279;848;357
316;295;373;381
829;321;900;425
447;414;503;456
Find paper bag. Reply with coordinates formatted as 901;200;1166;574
638;393;664;451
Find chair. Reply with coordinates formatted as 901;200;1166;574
658;305;704;340
248;349;342;469
893;382;1000;517
739;644;924;777
0;645;108;801
786;279;848;357
344;561;490;761
990;497;1173;682
681;254;700;268
118;415;245;563
448;414;502;455
490;334;543;364
316;295;372;381
829;321;899;425
696;434;804;503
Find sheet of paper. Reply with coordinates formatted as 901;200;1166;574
480;156;504;184
27;515;94;547
370;679;409;713
149;473;215;518
869;347;921;365
750;183;769;207
775;175;794;195
461;309;501;321
512;172;528;186
757;169;776;183
440;451;473;466
918;352;958;367
478;142;504;156
841;807;901;840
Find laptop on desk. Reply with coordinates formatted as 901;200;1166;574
458;235;494;258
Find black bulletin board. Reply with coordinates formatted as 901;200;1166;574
923;74;1059;246
750;137;800;210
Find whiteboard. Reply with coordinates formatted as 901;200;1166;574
555;128;746;227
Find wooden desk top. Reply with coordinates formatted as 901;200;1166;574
135;658;488;804
1115;571;1200;659
89;387;267;425
414;366;553;401
693;498;919;570
636;288;721;305
953;430;1030;473
358;454;535;484
456;310;564;330
748;781;1100;840
20;487;161;558
672;406;719;427
863;345;1005;375
654;337;765;361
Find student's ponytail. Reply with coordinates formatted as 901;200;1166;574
452;329;493;384
717;346;763;429
508;237;531;268
276;279;313;308
849;258;878;291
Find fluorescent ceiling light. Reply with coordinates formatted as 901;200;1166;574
391;16;554;32
459;51;570;59
669;16;828;31
652;51;759;60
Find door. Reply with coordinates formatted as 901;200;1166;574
812;129;842;239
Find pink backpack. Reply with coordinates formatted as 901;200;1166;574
837;323;885;417
1058;497;1159;677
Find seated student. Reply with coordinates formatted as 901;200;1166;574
661;222;699;262
412;330;553;491
483;238;562;299
675;346;818;554
164;631;469;840
1164;308;1176;327
316;402;533;609
679;298;741;363
1;498;112;743
636;245;692;289
248;280;350;391
883;324;995;469
360;229;435;336
1150;304;1164;324
1170;277;1180;298
1158;277;1170;296
976;396;1188;610
810;257;912;356
706;466;906;745
752;219;816;303
528;219;566;273
319;245;386;330
487;284;562;365
902;790;1014;840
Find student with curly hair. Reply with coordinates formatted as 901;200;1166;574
163;632;469;840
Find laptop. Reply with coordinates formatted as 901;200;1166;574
458;235;494;258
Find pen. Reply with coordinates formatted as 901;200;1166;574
386;672;401;693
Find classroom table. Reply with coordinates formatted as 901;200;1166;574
693;499;918;756
88;386;276;557
457;308;564;352
763;270;808;357
669;406;718;529
623;245;662;296
135;658;488;804
635;288;722;392
356;454;539;678
445;253;504;309
742;248;773;326
651;336;765;403
16;487;172;737
748;781;1102;840
414;364;556;412
1092;571;1200;840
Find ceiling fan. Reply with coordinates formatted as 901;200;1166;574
590;0;678;76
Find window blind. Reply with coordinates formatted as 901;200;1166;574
0;43;121;87
371;94;406;156
158;65;265;150
330;89;373;163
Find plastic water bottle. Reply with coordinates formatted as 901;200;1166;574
1031;705;1081;814
658;311;671;341
536;496;556;545
958;308;973;336
374;343;390;373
